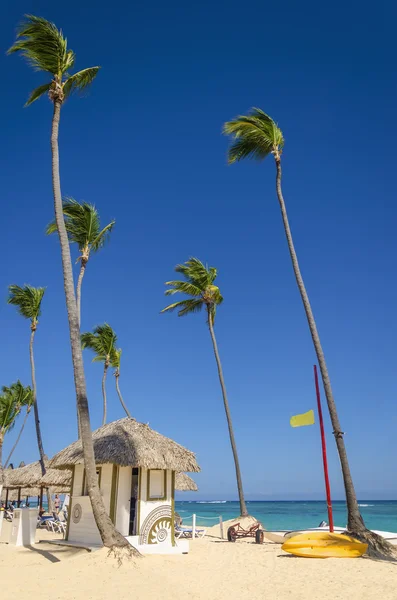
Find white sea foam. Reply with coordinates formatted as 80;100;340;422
197;501;227;504
358;504;374;507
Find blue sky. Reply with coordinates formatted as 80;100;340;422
1;0;396;501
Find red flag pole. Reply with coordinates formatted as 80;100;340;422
314;364;334;532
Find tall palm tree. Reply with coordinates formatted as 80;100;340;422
82;324;127;425
0;391;23;497
223;108;388;553
46;198;115;326
3;382;34;468
8;15;129;550
161;258;248;517
110;348;132;419
7;285;47;477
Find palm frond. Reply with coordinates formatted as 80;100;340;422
0;394;21;433
63;66;100;97
161;299;204;317
46;197;114;254
2;381;33;408
90;221;115;252
223;107;284;164
7;284;45;322
7;15;72;75
81;323;117;363
25;82;51;106
110;348;121;369
164;281;203;297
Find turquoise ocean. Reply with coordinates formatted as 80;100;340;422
175;500;397;532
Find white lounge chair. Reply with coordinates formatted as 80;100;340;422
175;524;206;539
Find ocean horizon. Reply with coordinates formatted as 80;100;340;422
175;500;397;532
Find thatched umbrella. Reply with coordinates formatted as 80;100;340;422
49;417;200;472
40;468;72;491
175;472;198;491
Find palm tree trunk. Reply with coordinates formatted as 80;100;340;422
4;409;31;468
51;99;130;550
76;262;86;328
75;262;86;440
115;371;131;418
274;158;364;532
102;364;108;426
30;330;46;474
207;311;248;517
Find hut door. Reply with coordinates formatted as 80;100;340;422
129;468;139;536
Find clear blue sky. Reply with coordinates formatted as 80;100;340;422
1;0;396;501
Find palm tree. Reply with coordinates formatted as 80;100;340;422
81;324;118;425
3;382;34;468
223;108;388;553
110;348;132;419
0;390;23;497
46;198;115;326
161;258;248;517
8;15;129;550
7;285;47;477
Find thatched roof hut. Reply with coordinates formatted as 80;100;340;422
49;418;200;473
175;472;198;491
3;460;71;493
1;487;40;501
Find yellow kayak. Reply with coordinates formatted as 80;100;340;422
281;532;367;558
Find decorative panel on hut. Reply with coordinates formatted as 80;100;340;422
49;418;200;554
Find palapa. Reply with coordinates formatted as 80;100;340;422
3;460;71;493
175;472;198;491
50;417;200;473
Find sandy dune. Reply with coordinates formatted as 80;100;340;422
0;519;396;600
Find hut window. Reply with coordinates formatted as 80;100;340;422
147;469;166;501
81;467;102;496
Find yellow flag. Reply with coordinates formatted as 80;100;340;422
290;409;315;428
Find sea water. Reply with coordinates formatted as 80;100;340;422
175;500;397;532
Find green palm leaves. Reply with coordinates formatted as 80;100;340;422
161;257;223;320
7;285;45;329
0;381;32;436
7;15;99;105
223;108;284;163
81;324;118;365
46;198;115;259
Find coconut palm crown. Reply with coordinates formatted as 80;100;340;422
223;108;284;163
81;324;117;364
161;257;223;321
7;15;100;106
46;198;115;264
7;285;45;331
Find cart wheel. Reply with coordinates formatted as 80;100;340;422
227;526;237;542
255;530;264;544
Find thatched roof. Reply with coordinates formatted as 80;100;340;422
50;418;200;473
3;460;71;493
1;487;41;501
175;473;198;491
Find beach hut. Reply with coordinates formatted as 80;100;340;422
49;417;200;554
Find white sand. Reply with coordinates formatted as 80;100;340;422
0;519;396;600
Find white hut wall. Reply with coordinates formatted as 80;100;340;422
67;463;114;546
134;469;175;546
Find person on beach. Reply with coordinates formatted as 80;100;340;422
54;495;61;513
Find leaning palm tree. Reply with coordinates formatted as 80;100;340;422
7;285;47;477
3;382;34;468
81;324;118;426
223;108;390;554
110;348;132;419
0;391;22;497
46;198;115;326
8;15;129;550
161;258;248;517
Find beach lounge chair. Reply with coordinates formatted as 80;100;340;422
175;524;206;539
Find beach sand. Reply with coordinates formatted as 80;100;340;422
0;518;396;600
